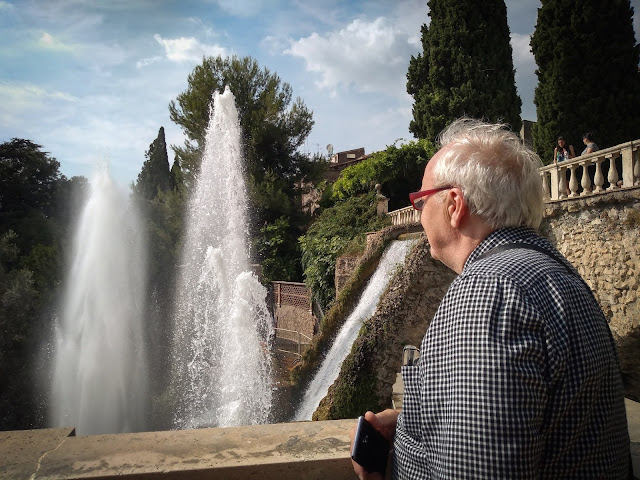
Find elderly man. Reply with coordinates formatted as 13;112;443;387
351;118;629;479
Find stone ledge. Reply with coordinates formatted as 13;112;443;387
1;413;638;479
0;420;354;480
544;185;640;216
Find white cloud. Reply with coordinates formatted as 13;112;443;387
262;35;287;56
510;32;533;66
285;17;419;99
510;32;537;121
0;1;14;10
0;82;78;107
38;31;74;51
212;0;265;17
141;34;227;65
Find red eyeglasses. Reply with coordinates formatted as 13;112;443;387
409;186;454;211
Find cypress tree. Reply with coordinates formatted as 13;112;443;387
135;126;172;200
531;0;640;162
407;0;522;142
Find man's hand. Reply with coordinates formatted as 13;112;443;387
349;409;400;479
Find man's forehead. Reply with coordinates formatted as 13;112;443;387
422;144;451;186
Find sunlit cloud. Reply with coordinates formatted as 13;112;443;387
38;31;74;51
0;82;78;105
510;32;537;121
154;34;226;62
285;17;419;99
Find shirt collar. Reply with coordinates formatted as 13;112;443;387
462;226;538;273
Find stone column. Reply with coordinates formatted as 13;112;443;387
375;184;389;216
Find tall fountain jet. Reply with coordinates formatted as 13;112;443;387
50;166;148;435
171;87;273;429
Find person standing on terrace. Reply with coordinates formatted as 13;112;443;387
553;135;575;164
581;132;599;155
351;118;630;479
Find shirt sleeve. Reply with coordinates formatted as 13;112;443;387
419;273;548;479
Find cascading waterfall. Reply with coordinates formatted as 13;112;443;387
171;87;273;429
294;239;416;421
50;166;148;435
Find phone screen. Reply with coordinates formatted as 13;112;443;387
351;416;390;474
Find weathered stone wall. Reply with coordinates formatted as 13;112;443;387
335;255;360;295
315;231;456;419
316;188;640;419
541;187;640;400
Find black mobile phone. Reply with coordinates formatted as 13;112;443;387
351;416;390;474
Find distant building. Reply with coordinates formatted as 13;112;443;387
325;147;369;182
520;119;534;148
300;147;370;216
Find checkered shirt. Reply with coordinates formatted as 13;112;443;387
393;227;629;479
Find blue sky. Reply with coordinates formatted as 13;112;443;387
1;0;638;187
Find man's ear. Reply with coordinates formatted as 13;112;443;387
446;188;467;228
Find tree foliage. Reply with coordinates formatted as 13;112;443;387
299;192;391;310
0;139;63;253
530;0;640;161
169;55;314;185
0;139;85;431
331;139;436;210
407;0;522;141
135;126;173;200
169;55;320;282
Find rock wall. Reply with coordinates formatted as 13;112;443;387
315;188;640;419
314;231;456;420
334;255;360;295
541;188;640;400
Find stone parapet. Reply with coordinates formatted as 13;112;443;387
1;420;355;479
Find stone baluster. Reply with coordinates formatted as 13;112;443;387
607;154;619;190
568;164;579;197
621;145;634;188
549;167;559;200
593;156;605;193
558;165;568;199
634;147;640;186
541;171;550;199
580;160;592;196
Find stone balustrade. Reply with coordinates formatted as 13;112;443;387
389;205;420;226
1;420;357;479
540;140;640;201
387;139;640;226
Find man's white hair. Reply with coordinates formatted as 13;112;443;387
433;117;543;229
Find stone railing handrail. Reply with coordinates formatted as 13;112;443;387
389;204;420;226
1;420;359;479
540;139;639;200
4;405;637;479
388;139;640;225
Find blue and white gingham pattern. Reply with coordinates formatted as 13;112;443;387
393;226;629;479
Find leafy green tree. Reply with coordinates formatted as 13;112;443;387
407;0;522;141
0;139;86;431
0;230;40;430
530;0;640;161
299;192;391;310
0;139;63;253
169;55;319;282
169;55;314;185
332;139;436;210
134;127;173;200
253;216;301;283
140;183;187;431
